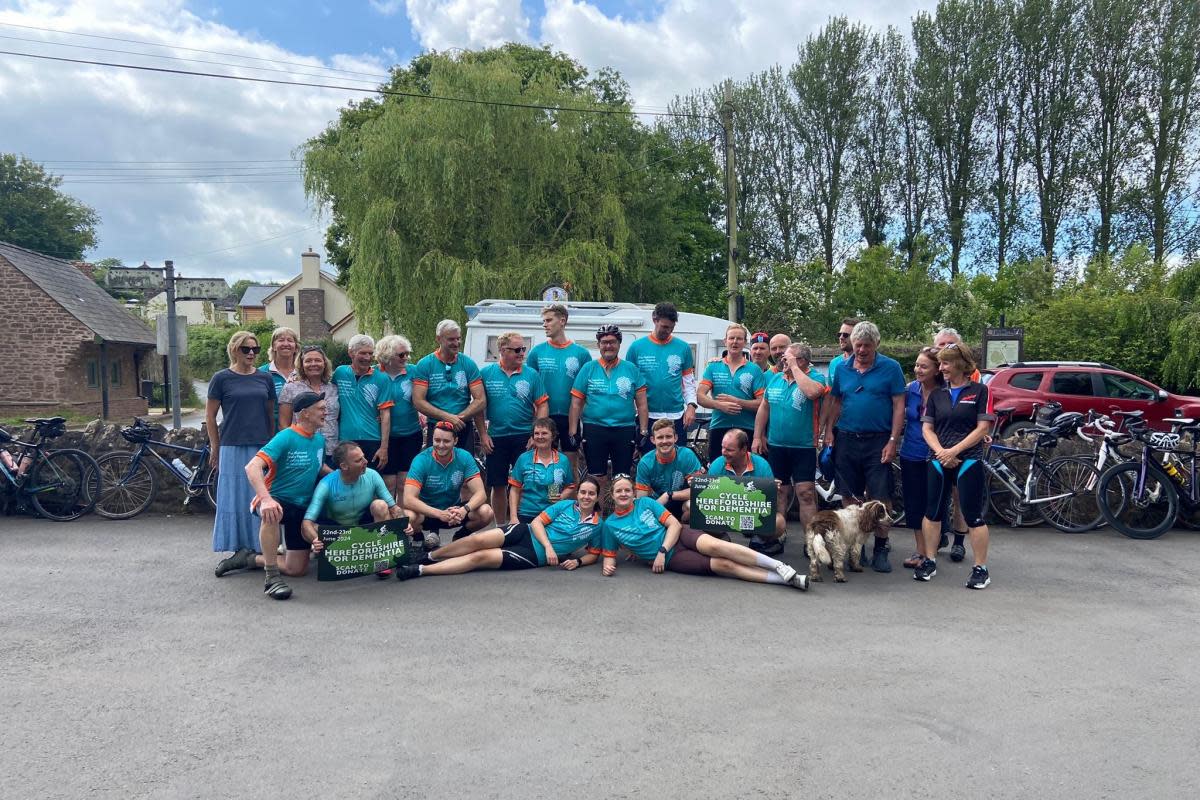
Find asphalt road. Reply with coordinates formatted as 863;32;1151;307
3;515;1199;799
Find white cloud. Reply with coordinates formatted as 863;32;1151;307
405;0;530;51
369;0;404;15
0;0;388;282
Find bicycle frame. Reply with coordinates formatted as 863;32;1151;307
120;438;212;497
984;441;1076;508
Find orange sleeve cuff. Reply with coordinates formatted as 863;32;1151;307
378;400;395;410
753;389;765;398
533;395;549;406
570;388;586;399
412;379;429;387
468;379;483;388
507;478;523;489
635;483;651;493
537;512;552;525
658;510;673;525
698;379;712;388
404;478;422;489
682;368;694;376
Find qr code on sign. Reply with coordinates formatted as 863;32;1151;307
738;515;754;531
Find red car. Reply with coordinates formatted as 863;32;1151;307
986;361;1200;434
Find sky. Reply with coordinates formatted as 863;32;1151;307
0;0;930;285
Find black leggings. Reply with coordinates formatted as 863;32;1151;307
924;458;987;528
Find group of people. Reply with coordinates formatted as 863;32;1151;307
204;304;994;601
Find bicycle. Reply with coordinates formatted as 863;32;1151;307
0;417;100;521
1096;416;1200;539
94;418;218;519
814;455;906;525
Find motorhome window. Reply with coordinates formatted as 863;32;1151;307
485;335;534;362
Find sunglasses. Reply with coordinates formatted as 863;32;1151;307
238;346;262;355
396;351;411;358
612;473;632;483
301;345;324;354
837;332;851;339
502;346;527;354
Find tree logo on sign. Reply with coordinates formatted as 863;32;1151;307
695;477;771;532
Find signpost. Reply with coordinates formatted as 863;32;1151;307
688;475;777;537
316;519;410;581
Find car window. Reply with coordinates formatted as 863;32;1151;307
1009;372;1042;391
1101;373;1157;400
1051;371;1094;396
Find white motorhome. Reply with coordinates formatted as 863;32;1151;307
463;299;734;367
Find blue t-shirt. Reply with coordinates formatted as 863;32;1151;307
900;381;932;461
528;340;592;417
626;335;695;415
410;352;482;415
599;497;675;562
830;354;906;434
570;358;647;428
304;468;395;525
700;358;765;430
635;446;703;497
533;499;603;565
707;453;774;478
332;365;394;442
384;367;421;437
481;363;549;438
763;369;827;448
256;425;325;507
208;368;277;447
509;449;574;518
405;446;480;509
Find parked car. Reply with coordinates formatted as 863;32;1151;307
987;361;1200;434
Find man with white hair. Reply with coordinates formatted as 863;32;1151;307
333;334;393;470
411;319;486;452
821;320;906;572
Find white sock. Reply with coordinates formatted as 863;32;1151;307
754;552;782;570
765;572;786;585
417;564;425;575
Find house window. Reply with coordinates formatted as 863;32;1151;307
110;361;122;387
86;361;99;388
285;296;295;315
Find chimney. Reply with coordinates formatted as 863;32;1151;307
301;248;320;290
72;260;94;278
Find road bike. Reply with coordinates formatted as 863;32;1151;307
0;417;100;521
94;418;217;519
1096;416;1200;539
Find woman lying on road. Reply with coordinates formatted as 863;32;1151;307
599;475;809;590
393;476;604;580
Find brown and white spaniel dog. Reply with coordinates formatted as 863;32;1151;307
805;500;891;582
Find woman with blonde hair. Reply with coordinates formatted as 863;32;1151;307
376;334;423;498
208;331;277;576
279;344;340;465
261;326;299;428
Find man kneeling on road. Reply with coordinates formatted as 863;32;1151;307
707;429;788;554
219;391;331;600
635;418;703;523
403;421;494;549
302;441;407;577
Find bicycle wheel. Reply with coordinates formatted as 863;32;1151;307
1037;456;1109;533
203;464;219;510
987;450;1044;527
27;449;100;521
888;460;905;524
95;451;157;519
1097;461;1178;539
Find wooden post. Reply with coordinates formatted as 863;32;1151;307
720;80;739;323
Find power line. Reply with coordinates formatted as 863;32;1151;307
38;158;296;164
0;48;719;122
178;224;322;258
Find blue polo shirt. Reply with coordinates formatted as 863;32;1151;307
900;381;931;461
570;358;647;428
404;446;480;509
534;500;603;565
256;425;325;507
410;352;482;415
385;367;421;437
700;358;765;430
528;340;592;416
830;354;906;434
764;369;826;448
599;497;674;561
333;365;394;442
635;446;703;497
626;335;695;415
508;449;574;518
707;453;774;478
480;363;549;438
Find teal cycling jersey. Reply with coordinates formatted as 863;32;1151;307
626;335;694;415
332;365;393;441
384;367;421;436
635;446;703;497
700;358;766;430
763;369;826;448
532;499;603;565
570;358;647;427
707;453;774;478
600;497;674;561
527;340;592;417
257;425;325;507
410;352;483;415
480;363;548;437
405;446;480;508
304;468;395;526
509;449;574;519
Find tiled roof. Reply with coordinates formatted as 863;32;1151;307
0;241;156;346
238;284;276;307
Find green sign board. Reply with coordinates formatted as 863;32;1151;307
689;475;777;536
316;519;409;581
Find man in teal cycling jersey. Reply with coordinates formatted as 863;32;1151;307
707;429;788;554
411;319;486;452
528;303;592;476
626;302;697;449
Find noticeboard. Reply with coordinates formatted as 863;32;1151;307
982;326;1024;370
688;475;777;537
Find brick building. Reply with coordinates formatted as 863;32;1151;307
0;241;156;419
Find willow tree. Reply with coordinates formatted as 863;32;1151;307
302;45;718;350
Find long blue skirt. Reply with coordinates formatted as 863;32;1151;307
211;444;262;553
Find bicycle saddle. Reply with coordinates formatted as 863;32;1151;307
1112;410;1144;418
24;416;67;426
1166;418;1195;427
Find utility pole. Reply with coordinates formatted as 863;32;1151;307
164;260;182;430
720;80;739;323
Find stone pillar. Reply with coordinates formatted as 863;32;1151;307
298;289;330;341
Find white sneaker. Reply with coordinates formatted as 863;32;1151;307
790;573;810;592
277;543;286;555
774;563;797;584
423;531;441;550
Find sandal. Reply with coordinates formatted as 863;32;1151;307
902;553;924;569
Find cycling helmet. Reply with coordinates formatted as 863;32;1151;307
1050;411;1086;435
596;324;622;342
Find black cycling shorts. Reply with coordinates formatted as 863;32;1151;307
485;433;528;488
582;423;636;476
380;431;423;476
550;415;578;452
253;500;310;551
925;458;986;528
767;445;816;484
498;523;540;570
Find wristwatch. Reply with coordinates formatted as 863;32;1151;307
658;546;669;555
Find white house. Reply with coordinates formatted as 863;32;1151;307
261;249;358;342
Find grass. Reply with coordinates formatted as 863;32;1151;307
1;410;101;428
